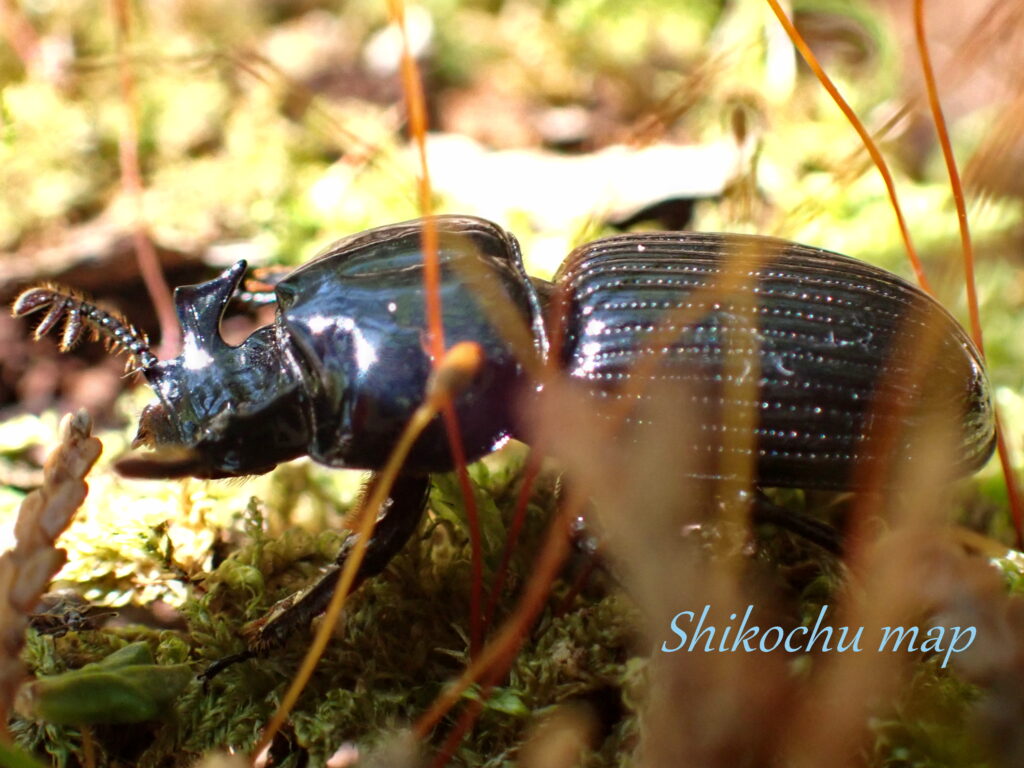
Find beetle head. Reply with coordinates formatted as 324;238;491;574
12;264;311;479
116;260;311;479
13;261;311;479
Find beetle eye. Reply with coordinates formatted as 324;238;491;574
133;403;178;448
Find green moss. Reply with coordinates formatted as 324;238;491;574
871;663;988;768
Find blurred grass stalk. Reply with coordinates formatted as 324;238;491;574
528;328;1012;765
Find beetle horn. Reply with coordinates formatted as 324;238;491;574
12;285;157;372
173;260;248;353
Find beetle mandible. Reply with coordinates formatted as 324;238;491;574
12;214;996;654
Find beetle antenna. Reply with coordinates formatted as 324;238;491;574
12;285;157;373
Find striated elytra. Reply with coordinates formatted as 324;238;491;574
555;231;994;489
12;215;996;655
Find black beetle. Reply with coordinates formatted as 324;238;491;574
12;215;996;654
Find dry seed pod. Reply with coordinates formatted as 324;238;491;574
0;410;101;725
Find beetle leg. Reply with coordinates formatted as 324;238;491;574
202;474;429;683
749;491;842;555
237;474;429;658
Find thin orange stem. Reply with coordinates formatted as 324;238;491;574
82;726;96;768
430;684;492;768
763;0;933;295
912;0;1023;548
996;416;1024;549
110;0;180;359
430;647;522;768
387;0;441;355
251;482;388;761
387;0;484;657
912;0;980;347
483;450;543;631
0;0;39;70
251;394;446;761
442;400;484;655
413;502;574;739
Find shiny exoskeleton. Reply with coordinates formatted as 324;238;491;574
12;215;996;656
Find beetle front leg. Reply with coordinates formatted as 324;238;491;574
203;474;429;680
247;473;430;651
